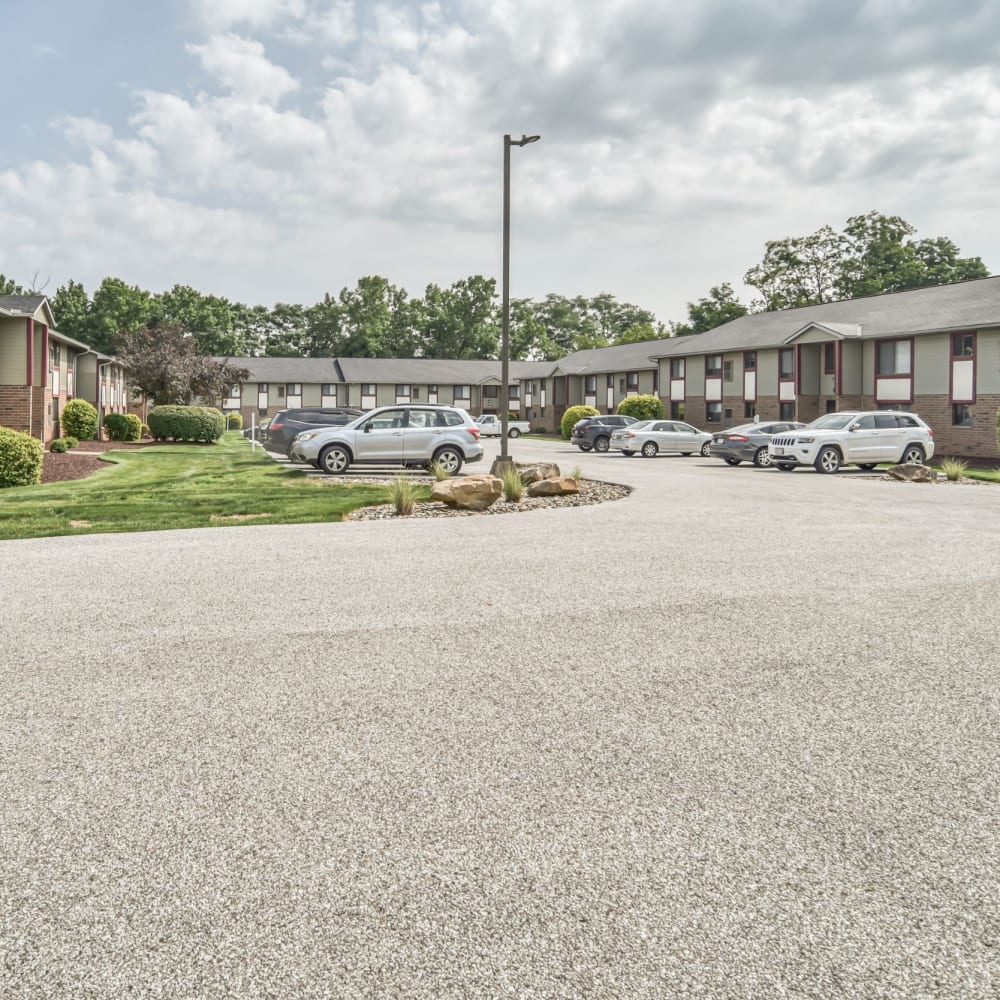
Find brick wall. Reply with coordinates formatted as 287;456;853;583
890;394;1000;462
0;386;33;434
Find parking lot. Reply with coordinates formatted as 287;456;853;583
2;435;998;998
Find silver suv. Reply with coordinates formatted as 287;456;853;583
768;411;934;474
289;404;484;475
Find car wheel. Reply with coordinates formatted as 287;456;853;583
858;463;877;471
814;446;841;474
318;444;350;475
578;443;592;452
775;463;795;472
593;436;610;453
725;457;741;466
641;441;658;458
753;447;772;468
621;450;635;457
285;445;298;461
700;441;711;457
433;446;463;474
901;445;925;465
508;428;521;438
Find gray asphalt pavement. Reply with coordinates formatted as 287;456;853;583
2;437;998;998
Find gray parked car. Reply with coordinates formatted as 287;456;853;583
289;404;484;475
570;415;637;452
709;421;807;467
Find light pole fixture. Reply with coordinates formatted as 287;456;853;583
495;132;540;471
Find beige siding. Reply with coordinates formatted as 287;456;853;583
978;329;1000;394
840;342;862;396
0;317;28;384
723;352;741;388
794;327;835;345
860;343;875;396
799;344;820;395
757;350;778;396
303;383;322;406
914;334;949;395
820;373;835;395
375;384;394;407
76;354;98;404
686;355;706;392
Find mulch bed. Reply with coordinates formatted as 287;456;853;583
41;442;156;485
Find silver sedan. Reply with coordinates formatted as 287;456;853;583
609;419;713;458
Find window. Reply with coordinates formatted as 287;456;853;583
606;374;613;388
362;383;376;395
287;383;302;395
49;343;60;366
395;384;410;398
723;360;733;382
875;414;900;429
626;372;639;391
744;402;756;419
412;386;420;400
706;402;722;423
779;402;795;421
652;369;658;392
706;355;722;378
670;402;685;420
259;383;269;393
482;385;499;399
454;385;470;399
428;384;438;394
952;333;975;358
743;352;756;371
877;339;911;376
321;383;337;397
228;384;240;399
407;408;437;428
277;386;285;398
585;375;597;393
779;349;795;380
953;404;973;427
724;408;732;420
824;342;836;374
508;385;519;400
670;358;685;379
619;378;625;394
825;399;837;413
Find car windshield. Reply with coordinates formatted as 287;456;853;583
807;414;855;430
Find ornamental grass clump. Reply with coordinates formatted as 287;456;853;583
428;461;451;481
501;464;524;501
389;475;420;516
571;466;584;483
940;457;968;482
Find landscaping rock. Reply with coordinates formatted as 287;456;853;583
430;474;503;510
526;476;580;497
517;462;560;485
886;464;938;483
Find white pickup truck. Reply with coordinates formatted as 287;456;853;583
474;414;532;438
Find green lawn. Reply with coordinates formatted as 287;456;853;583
0;433;419;540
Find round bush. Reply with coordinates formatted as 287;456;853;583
0;426;43;488
560;405;600;440
147;405;226;443
64;436;79;449
616;394;665;421
226;411;243;430
124;413;143;441
49;438;68;453
103;412;131;441
61;398;99;440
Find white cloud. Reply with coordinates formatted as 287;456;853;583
186;34;300;103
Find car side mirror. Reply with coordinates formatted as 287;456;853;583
849;423;860;432
363;423;372;433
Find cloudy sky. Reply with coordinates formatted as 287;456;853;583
1;0;998;325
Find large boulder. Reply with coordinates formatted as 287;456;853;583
886;464;938;483
527;476;580;497
431;474;503;510
517;462;560;485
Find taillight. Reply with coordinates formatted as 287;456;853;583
726;435;749;442
466;426;480;440
270;420;283;429
626;432;636;438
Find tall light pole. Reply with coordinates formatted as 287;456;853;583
497;132;540;469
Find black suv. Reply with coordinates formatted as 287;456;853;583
267;408;364;457
571;415;637;452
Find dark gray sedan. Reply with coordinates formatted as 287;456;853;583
709;421;806;467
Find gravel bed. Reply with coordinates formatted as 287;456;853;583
343;477;630;519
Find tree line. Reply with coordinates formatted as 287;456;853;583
0;211;988;369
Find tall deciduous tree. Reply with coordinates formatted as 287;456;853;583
51;280;91;341
0;274;25;296
155;284;245;356
417;276;500;359
115;323;248;404
338;276;416;357
670;283;750;336
88;277;155;354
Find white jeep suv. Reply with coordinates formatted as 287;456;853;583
289;404;483;475
768;411;934;474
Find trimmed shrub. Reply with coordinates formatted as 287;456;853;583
0;426;43;488
64;436;79;449
124;413;143;441
147;405;226;443
49;438;68;453
141;423;151;439
104;412;131;441
61;398;99;440
226;411;243;430
560;405;600;440
617;394;665;421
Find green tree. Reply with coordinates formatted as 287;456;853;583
51;280;92;342
508;298;550;359
337;276;416;357
303;294;345;357
0;274;25;296
670;283;749;336
88;277;155;354
416;276;500;359
155;284;245;356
